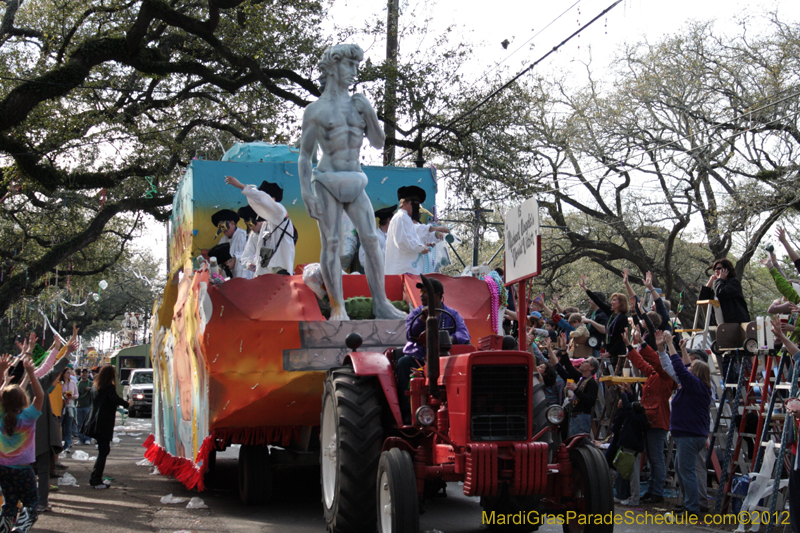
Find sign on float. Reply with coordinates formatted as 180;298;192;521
503;197;541;284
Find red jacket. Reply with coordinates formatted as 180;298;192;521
626;345;676;431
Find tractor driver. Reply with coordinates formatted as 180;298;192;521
396;278;470;423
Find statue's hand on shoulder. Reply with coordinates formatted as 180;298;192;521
351;93;373;115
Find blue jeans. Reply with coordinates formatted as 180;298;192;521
645;427;668;497
62;408;75;451
675;435;707;513
75;407;90;443
568;413;592;437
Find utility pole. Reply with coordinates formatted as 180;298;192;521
457;199;494;267
383;0;399;167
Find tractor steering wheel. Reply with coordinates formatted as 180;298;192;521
409;307;458;343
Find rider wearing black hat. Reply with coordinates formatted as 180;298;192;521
210;209;247;278
384;187;433;275
224;176;296;276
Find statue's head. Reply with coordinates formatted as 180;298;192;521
317;43;364;92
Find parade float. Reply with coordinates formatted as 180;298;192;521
144;143;496;499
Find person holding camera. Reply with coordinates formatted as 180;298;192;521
210;209;248;278
224;176;296;276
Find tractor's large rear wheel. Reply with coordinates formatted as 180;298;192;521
562;444;614;533
321;367;384;533
377;448;419;533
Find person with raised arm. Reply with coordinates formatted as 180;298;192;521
579;274;629;368
30;326;79;514
624;327;676;504
224;177;295;277
0;353;45;533
547;337;599;437
776;226;800;275
659;330;712;518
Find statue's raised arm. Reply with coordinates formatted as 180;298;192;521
351;93;385;150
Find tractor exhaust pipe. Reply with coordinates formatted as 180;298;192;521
420;275;440;399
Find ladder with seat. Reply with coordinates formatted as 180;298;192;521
762;312;799;533
681;299;723;351
715;336;794;515
685;299;731;499
764;353;799;533
712;348;755;514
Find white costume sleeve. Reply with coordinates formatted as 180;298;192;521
240;232;259;279
416;223;442;245
230;227;248;278
657;349;680;384
391;212;427;253
385;211;428;275
242;186;287;226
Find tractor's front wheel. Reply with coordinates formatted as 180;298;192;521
377;448;419;533
562;444;614;533
320;367;384;533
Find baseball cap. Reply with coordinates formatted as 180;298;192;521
529;311;543;320
416;279;444;295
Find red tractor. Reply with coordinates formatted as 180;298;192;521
320;275;614;533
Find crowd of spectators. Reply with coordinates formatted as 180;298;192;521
510;227;800;521
0;324;130;530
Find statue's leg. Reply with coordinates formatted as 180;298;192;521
345;194;407;319
315;184;349;320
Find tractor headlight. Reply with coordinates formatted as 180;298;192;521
545;405;565;425
415;405;436;426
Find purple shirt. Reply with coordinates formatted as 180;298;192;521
403;303;470;362
669;353;712;438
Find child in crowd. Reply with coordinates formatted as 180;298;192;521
568;313;591;358
0;348;46;533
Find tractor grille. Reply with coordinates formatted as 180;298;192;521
470;365;528;441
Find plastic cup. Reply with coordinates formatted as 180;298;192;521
622;368;631;377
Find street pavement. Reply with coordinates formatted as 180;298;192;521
33;413;736;533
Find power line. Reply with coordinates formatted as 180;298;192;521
464;0;583;93
396;0;623;163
